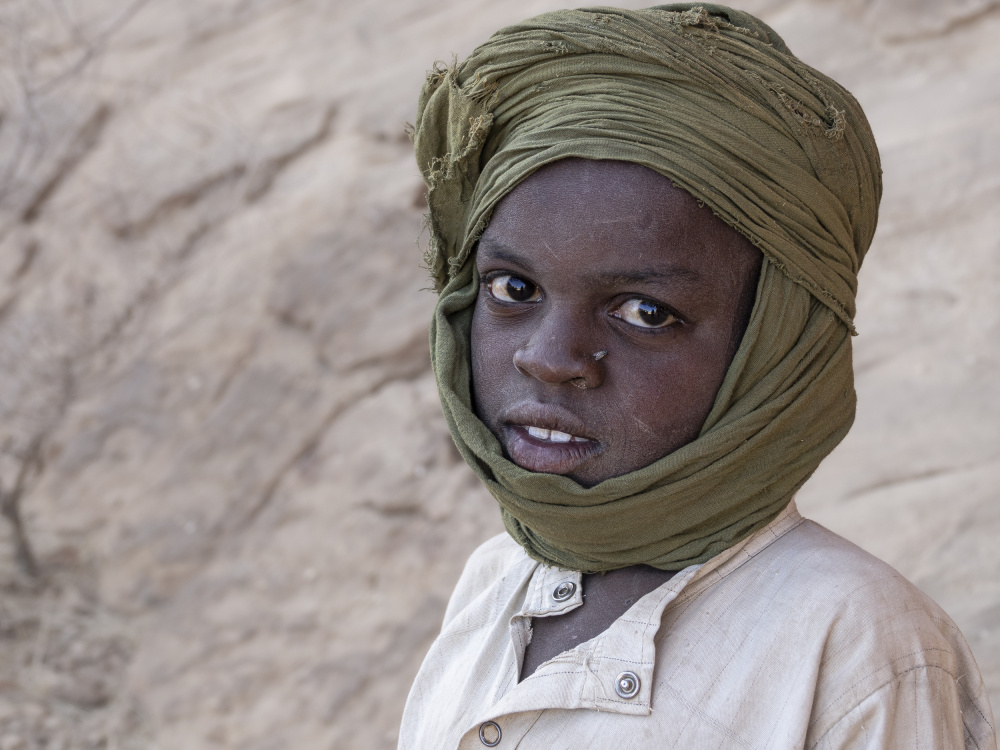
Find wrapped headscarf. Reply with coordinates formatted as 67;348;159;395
413;4;882;572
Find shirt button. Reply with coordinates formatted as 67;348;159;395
552;581;576;602
479;721;502;746
615;671;640;699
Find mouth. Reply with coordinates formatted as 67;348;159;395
500;403;603;476
520;425;591;443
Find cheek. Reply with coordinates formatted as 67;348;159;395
470;300;511;423
610;333;731;445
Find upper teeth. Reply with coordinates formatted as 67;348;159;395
525;426;588;443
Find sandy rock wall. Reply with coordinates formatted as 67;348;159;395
0;0;996;747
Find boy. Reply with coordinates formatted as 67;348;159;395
401;5;995;748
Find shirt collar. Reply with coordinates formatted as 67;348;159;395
483;501;804;720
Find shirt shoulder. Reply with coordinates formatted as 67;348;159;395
661;514;993;748
740;517;968;672
689;511;951;642
747;518;994;746
765;518;957;637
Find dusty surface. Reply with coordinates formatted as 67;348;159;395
0;0;996;747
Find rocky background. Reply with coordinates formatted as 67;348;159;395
0;0;996;747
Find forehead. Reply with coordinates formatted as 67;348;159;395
488;158;695;231
478;158;745;283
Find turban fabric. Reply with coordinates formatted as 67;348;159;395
413;4;882;571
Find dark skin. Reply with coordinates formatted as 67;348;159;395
469;159;762;680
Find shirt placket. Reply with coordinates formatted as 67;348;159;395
457;564;710;748
507;565;585;689
454;565;585;749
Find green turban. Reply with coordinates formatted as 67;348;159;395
413;4;882;572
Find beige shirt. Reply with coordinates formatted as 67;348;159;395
399;502;996;749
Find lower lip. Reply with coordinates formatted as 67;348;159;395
504;426;602;476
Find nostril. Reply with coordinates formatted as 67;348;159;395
512;352;531;377
513;342;604;389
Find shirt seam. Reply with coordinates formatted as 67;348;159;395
655;681;758;750
594;696;652;708
677;514;807;603
808;646;957;730
806;663;975;750
668;550;806;742
522;667;588;680
597;656;654;666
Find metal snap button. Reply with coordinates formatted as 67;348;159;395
552;581;576;602
479;720;502;747
615;671;640;699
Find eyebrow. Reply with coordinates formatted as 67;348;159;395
477;242;535;270
477;238;703;285
595;268;702;285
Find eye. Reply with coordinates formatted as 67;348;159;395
485;274;541;303
611;298;678;329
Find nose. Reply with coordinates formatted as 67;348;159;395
512;307;605;389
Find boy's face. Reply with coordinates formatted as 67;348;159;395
470;159;761;487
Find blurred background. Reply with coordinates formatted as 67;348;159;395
0;0;996;747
